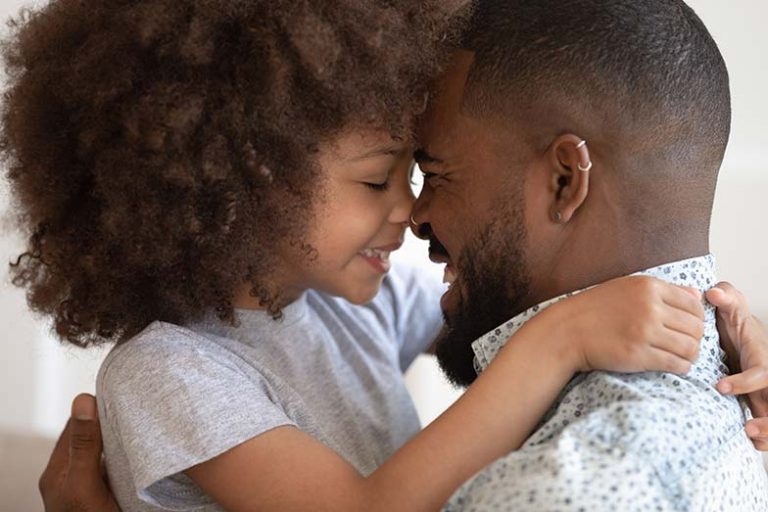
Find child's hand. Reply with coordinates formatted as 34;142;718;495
548;276;705;375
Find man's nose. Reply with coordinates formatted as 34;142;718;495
410;220;433;240
410;186;432;239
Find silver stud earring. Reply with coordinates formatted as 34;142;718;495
553;211;563;223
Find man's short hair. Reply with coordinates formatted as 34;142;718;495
460;0;731;173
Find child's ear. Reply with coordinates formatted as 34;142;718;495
546;134;592;224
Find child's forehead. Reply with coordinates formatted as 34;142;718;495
323;129;412;162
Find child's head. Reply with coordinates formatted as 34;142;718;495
2;0;456;346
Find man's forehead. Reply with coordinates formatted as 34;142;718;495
417;50;476;147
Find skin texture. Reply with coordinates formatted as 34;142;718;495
232;130;417;308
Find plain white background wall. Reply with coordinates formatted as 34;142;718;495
0;0;766;439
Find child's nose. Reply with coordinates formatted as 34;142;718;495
389;178;416;226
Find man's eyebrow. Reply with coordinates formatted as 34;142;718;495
350;144;403;161
413;148;443;164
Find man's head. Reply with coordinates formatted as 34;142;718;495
413;0;731;386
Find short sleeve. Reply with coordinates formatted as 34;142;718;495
377;262;446;371
97;323;295;509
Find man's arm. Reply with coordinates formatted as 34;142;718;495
39;394;120;512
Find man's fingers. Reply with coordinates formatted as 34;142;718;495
39;418;73;495
706;282;749;319
68;393;103;474
746;419;768;451
748;390;768;420
746;418;768;438
716;367;768;396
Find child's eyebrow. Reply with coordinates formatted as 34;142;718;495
350;144;404;161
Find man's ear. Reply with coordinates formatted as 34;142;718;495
546;134;592;224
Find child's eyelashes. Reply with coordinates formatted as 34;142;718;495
364;180;391;192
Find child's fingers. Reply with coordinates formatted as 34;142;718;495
651;330;700;362
716;367;768;395
662;308;705;342
661;284;705;318
646;348;693;375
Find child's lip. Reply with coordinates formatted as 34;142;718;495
369;241;402;252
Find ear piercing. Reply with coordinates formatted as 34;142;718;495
576;139;592;172
553;211;563;223
410;214;419;226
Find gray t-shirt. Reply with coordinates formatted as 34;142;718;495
96;263;445;511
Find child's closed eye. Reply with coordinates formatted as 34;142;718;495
364;179;391;192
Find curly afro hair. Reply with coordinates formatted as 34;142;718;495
2;0;461;347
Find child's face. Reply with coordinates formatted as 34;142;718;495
286;130;415;304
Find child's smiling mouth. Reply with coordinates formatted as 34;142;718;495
358;242;401;274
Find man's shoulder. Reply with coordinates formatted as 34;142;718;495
521;369;752;486
446;370;768;511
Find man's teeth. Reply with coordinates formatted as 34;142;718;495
443;266;457;285
360;248;391;261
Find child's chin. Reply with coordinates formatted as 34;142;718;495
342;283;382;305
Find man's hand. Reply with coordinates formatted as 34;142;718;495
39;393;120;512
706;282;768;451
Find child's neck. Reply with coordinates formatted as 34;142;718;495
231;283;305;311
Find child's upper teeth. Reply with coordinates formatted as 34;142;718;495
361;248;390;260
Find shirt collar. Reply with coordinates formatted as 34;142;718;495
472;254;717;374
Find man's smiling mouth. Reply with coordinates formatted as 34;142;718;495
429;236;460;309
443;266;457;285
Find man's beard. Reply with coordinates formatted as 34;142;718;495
434;211;531;388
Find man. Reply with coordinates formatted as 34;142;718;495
39;0;768;510
411;0;768;509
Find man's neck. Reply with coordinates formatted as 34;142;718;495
528;235;710;313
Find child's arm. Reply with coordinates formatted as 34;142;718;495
186;275;705;512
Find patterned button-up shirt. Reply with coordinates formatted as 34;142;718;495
445;255;768;511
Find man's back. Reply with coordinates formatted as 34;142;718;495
446;256;768;511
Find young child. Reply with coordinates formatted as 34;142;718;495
0;1;743;511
